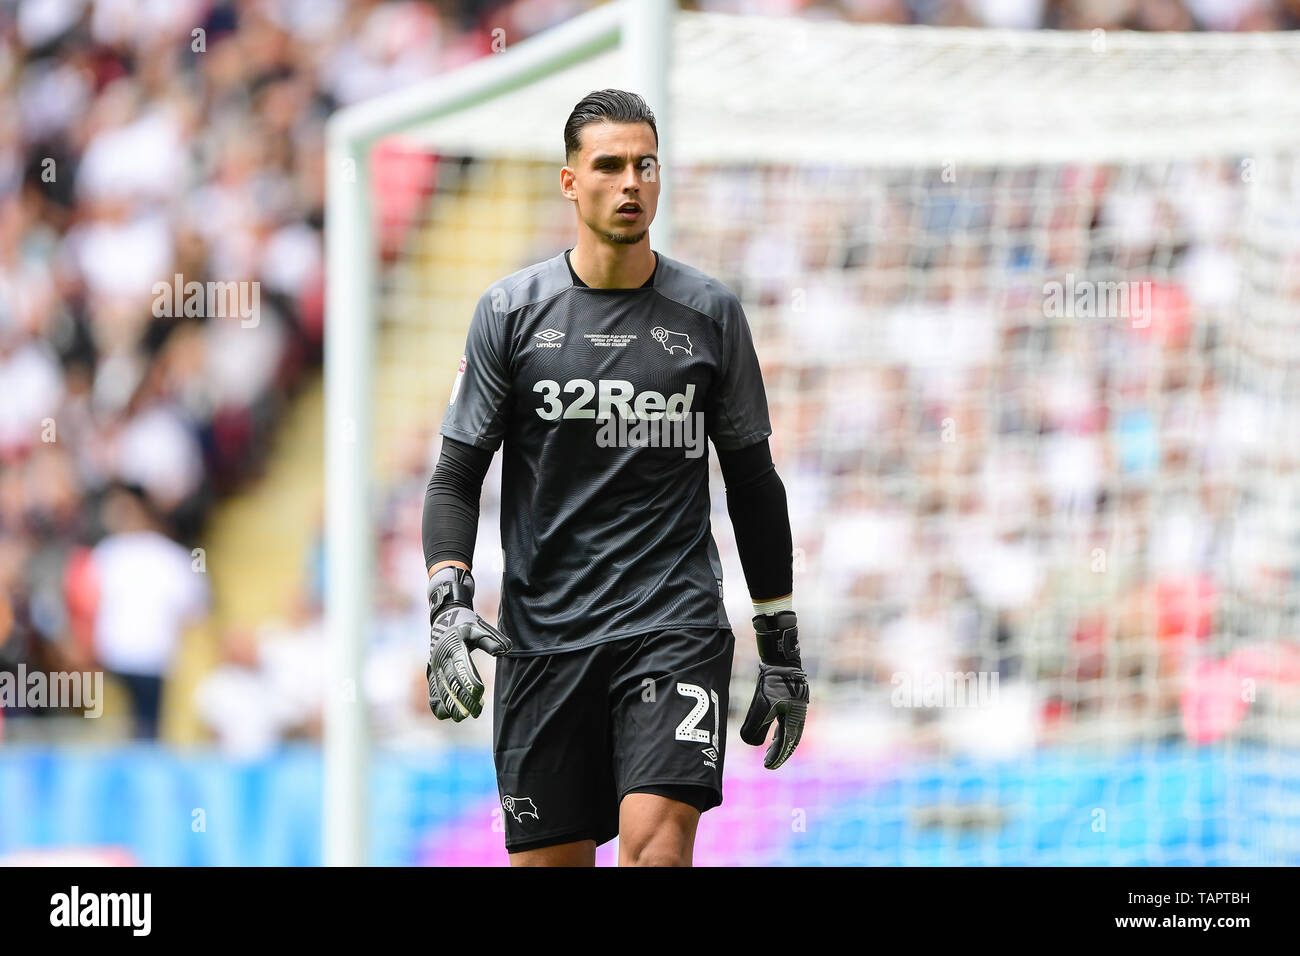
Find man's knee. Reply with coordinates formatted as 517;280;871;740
621;831;693;867
619;792;700;866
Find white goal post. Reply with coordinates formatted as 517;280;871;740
325;0;1300;866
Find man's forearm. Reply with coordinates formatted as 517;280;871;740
423;436;493;575
716;439;794;611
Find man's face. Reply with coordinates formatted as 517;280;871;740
562;120;660;245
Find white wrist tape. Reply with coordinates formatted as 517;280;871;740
752;595;794;616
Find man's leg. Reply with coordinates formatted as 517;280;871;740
617;792;701;866
609;628;736;867
510;839;597;867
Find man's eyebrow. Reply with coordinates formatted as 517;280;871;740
590;152;658;165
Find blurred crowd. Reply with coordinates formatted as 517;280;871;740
672;159;1300;753
0;0;343;740
2;0;1298;753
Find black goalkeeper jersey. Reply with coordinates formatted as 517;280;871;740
440;248;772;655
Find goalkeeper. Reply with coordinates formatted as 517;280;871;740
422;89;808;867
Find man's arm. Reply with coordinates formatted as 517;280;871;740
428;279;512;576
422;282;516;719
422;435;494;577
715;437;808;770
421;437;510;721
715;438;792;610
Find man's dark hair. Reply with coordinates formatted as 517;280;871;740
564;89;658;165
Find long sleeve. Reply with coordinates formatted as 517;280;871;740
422;435;494;571
716;437;792;602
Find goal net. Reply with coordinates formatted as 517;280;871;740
328;3;1300;865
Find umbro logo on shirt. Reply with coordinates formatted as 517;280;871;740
534;329;565;348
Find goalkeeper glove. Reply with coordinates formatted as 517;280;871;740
740;610;809;769
426;566;511;721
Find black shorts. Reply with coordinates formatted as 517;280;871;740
492;626;735;853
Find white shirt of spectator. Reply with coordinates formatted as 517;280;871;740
114;404;204;510
91;530;208;676
0;340;64;454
